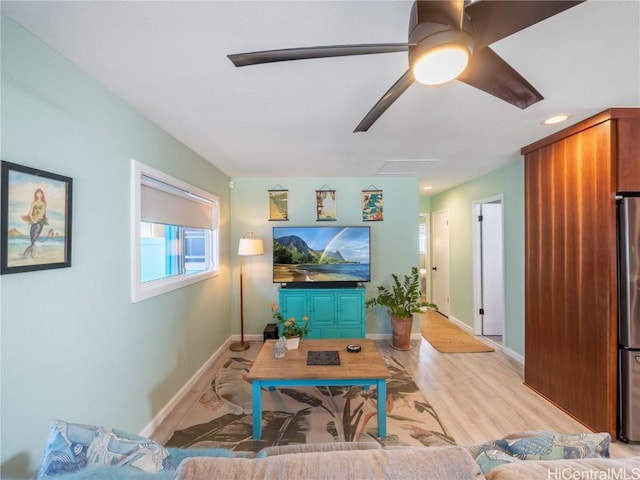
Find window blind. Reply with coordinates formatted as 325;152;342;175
141;175;213;229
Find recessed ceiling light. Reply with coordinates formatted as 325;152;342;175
542;114;571;125
423;186;433;190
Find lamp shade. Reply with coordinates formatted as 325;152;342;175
238;237;264;256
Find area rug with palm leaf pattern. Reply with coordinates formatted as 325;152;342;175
165;355;455;452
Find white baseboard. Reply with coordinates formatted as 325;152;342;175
230;334;263;342
503;347;524;365
365;333;422;341
364;333;391;340
139;337;231;438
450;316;525;364
365;333;391;340
448;315;474;333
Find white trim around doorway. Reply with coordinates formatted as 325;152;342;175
472;195;505;339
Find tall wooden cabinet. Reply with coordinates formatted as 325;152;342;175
522;108;640;437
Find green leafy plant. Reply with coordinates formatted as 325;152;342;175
270;302;309;338
366;267;437;318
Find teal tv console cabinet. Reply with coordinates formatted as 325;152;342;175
278;287;365;339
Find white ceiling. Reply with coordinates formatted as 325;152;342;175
2;1;639;195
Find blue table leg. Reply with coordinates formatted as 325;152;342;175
252;381;262;439
377;379;387;438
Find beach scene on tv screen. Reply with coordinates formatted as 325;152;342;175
273;227;370;283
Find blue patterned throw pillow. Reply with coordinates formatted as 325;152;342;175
37;420;176;478
503;432;610;460
475;449;523;473
470;432;611;474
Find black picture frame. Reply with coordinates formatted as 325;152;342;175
1;161;73;274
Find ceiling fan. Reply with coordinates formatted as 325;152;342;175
228;0;584;132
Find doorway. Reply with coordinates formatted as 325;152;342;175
472;197;505;345
419;214;431;301
432;210;450;317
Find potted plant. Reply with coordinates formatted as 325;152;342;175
270;302;309;350
366;267;436;350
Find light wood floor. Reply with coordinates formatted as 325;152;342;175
152;319;640;458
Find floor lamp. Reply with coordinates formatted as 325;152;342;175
230;232;264;352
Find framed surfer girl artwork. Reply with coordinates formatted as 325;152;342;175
1;161;73;274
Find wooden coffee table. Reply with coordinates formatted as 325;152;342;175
246;339;390;439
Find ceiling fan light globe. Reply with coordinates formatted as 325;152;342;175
412;44;470;85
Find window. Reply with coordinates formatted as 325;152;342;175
419;223;426;254
131;160;219;302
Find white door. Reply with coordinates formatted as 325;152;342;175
479;203;505;336
432;210;450;316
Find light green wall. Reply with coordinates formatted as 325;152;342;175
0;16;232;478
229;177;421;336
419;194;432;214
429;161;525;356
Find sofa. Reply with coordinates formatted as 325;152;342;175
35;420;640;479
174;440;640;480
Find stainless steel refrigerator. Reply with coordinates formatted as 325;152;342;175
619;195;640;442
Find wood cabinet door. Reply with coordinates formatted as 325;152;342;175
336;291;365;326
524;120;618;436
309;292;335;327
617;118;640;192
279;291;308;325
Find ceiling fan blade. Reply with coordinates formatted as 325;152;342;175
354;70;415;133
228;44;412;67
466;1;585;48
457;46;543;109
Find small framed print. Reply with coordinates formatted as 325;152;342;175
1;161;73;274
362;189;383;221
268;189;289;221
316;189;336;221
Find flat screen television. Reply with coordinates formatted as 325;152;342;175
273;226;370;286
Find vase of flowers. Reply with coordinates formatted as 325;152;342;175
270;302;309;349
